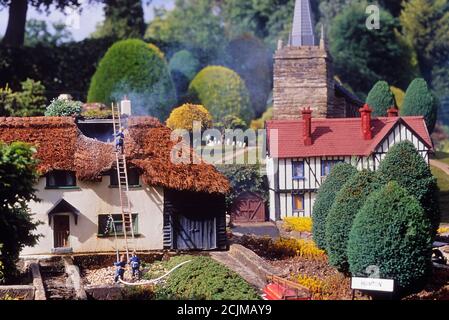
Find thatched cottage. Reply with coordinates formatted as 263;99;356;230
0;116;230;254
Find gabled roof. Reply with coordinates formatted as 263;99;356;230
47;199;80;224
0;116;230;194
266;116;433;158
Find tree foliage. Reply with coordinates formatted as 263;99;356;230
24;19;73;46
366;81;395;116
0;142;41;281
325;170;379;272
401;78;439;133
312;162;357;250
91;0;145;40
188;66;253;124
169;50;200;100
225;34;272;118
329;1;416;96
377;141;440;236
391;86;405;109
45;97;82;116
0;79;47;116
87;39;176;120
347;182;432;294
166;103;212;131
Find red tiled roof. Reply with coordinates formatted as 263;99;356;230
266;116;433;158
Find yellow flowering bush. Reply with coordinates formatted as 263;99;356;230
296;275;325;298
438;227;449;235
166;103;213;131
273;238;326;260
283;217;313;233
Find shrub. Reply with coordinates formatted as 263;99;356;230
214;114;248;131
401;78;438;133
312;163;357;249
325;170;379;272
366;81;395;116
273;238;326;260
45;97;82;117
283;217;312;233
377;141;440;236
166;103;212;131
87;39;176;120
80;108;114;119
296;275;325;299
169;50;200;82
250;107;273;130
347;182;433;293
188;66;253;124
153;256;260;300
0;79;47;116
390;86;405;109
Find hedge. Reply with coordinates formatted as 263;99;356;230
325;170;379;272
188;66;253;124
366;81;395;116
347;182;432;294
312;162;357;250
87;39;176;120
377;141;440;237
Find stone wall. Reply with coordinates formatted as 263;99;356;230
0;285;35;300
273;45;336;120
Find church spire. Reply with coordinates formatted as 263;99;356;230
291;0;316;46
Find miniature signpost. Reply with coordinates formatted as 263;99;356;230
351;277;394;300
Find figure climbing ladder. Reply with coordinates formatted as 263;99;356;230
112;102;136;261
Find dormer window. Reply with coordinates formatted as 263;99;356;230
46;171;76;189
110;168;140;187
292;161;305;180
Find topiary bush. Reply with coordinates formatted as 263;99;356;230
153;256;260;300
312;162;357;250
377;141;440;237
166;103;212;131
366;81;395;116
325;170;379;272
401;78;438;133
87;39;176;120
45;97;82;117
188;66;253;124
347;182;433;294
390;86;405;109
169;50;200;82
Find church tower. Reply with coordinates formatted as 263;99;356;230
273;0;336;119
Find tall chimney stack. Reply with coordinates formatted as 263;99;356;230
387;107;399;117
121;96;132;116
359;104;373;140
302;107;312;146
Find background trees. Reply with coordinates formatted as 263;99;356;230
0;142;41;281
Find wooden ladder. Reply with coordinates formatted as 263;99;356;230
112;102;136;260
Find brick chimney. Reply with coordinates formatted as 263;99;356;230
302;107;312;146
387;107;399;117
359;104;373;140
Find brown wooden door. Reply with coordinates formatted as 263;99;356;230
53;215;70;248
232;195;265;223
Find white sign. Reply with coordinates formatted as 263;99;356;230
351;277;394;293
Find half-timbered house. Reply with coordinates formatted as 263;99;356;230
266;105;433;220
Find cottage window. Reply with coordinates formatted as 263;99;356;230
292;194;304;212
110;168;140;187
46;171;76;188
321;160;343;177
292;161;305;180
97;214;138;237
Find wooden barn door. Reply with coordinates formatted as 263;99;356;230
53;215;70;248
175;214;217;250
232;193;266;223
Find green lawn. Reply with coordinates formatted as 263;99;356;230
431;165;449;223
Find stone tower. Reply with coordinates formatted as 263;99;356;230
273;0;336;119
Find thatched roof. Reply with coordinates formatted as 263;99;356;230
0;116;230;194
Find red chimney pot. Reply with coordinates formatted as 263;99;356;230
387;107;399;117
302;107;312;146
359;104;373;140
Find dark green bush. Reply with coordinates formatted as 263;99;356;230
188;66;253;124
347;182;433;294
45;98;82;117
377;141;440;237
0;79;47;116
325;170;379;272
153;256;260;300
87;39;176;120
366;81;396;116
312;163;357;250
401;78;439;133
